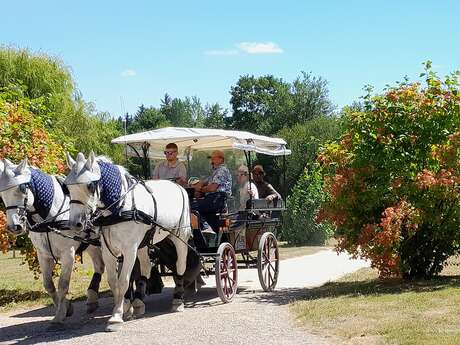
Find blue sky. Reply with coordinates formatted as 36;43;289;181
1;1;459;117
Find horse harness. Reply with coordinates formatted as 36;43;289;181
5;170;73;264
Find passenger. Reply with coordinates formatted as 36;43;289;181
192;150;232;231
236;165;258;210
152;143;187;186
252;165;281;203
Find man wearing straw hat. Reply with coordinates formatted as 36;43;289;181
192;150;232;231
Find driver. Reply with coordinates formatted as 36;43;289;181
152;143;187;186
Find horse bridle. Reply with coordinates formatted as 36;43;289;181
5;183;30;223
69;181;101;227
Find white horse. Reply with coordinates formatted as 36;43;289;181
0;158;105;330
64;152;191;332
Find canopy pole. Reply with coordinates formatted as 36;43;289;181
282;154;286;199
244;150;253;206
141;141;150;179
186;146;191;181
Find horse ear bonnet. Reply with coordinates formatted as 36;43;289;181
29;169;54;219
97;161;122;213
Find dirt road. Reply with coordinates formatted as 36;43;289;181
0;250;368;345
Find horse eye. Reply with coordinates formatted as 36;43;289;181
87;182;97;194
19;184;28;194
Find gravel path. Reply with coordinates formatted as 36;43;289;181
0;250;368;345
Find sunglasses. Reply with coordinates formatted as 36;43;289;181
237;172;247;176
164;151;177;155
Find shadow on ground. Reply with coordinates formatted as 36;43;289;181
4;274;460;344
240;274;460;306
0;289;49;309
0;287;226;345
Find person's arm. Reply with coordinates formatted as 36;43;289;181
176;162;188;186
200;183;218;193
249;182;259;199
265;184;281;201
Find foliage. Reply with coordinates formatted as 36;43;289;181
0;47;123;276
0;47;123;161
0;92;67;277
230;72;334;136
317;62;460;278
230;75;291;135
276;116;342;194
124;104;169;134
203;103;228;129
282;164;334;245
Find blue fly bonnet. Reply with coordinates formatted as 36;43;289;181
97;161;122;213
29;169;54;219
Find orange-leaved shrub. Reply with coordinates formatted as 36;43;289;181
0;87;67;277
317;62;460;278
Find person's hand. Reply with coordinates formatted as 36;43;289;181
265;195;275;202
248;189;256;197
192;181;204;190
176;176;187;186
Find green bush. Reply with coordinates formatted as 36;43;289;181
276;116;342;194
282;164;334;245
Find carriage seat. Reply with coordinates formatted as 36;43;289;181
248;198;284;210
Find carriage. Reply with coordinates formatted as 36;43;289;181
111;127;291;302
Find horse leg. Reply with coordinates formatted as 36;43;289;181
133;247;150;317
52;250;75;324
123;262;135;320
37;253;58;308
171;238;188;312
101;243;123;329
105;243;137;331
85;245;104;313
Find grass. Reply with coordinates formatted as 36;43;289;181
278;243;330;260
0;243;330;313
291;257;460;345
0;251;110;312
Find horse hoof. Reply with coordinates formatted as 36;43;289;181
66;301;74;317
132;298;145;317
47;323;66;332
171;299;184;312
106;323;123;332
87;302;99;314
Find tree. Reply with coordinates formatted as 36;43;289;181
229;72;334;136
291;72;335;123
230;75;291;135
276;116;342;194
203;103;228;129
128;105;170;133
160;97;194;127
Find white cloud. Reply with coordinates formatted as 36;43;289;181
120;69;137;77
237;42;283;54
204;49;239;56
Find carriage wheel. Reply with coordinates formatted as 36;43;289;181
215;242;238;303
257;232;279;292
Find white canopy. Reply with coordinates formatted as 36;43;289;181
112;127;291;159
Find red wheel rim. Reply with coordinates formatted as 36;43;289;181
219;246;237;299
258;233;279;291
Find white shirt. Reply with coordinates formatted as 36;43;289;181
239;181;259;210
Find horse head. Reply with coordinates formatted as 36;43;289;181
64;152;101;230
0;158;34;235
